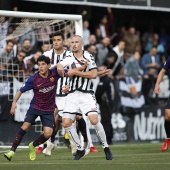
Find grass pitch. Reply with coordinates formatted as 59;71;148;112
0;143;169;170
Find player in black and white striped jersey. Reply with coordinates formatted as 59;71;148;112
36;32;96;156
57;35;113;160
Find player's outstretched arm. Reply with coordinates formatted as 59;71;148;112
67;69;97;79
10;91;22;115
154;68;166;95
97;67;113;77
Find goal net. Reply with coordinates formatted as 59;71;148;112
0;10;82;147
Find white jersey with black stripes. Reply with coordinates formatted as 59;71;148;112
60;50;97;94
43;49;72;96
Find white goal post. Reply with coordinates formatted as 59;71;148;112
0;10;83;36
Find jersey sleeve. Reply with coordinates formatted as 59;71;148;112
163;56;170;71
51;69;61;79
43;51;52;59
88;54;97;70
20;76;34;93
59;55;73;69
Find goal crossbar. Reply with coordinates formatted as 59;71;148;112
0;10;83;36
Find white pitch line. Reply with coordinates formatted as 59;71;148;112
0;150;10;153
0;148;22;153
0;162;170;165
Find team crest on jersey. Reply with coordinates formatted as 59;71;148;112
50;77;54;82
92;62;96;66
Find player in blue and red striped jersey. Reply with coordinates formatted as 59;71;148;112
4;55;87;161
154;56;170;152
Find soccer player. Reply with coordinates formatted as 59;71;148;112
36;32;97;156
57;35;113;160
154;56;170;152
4;55;60;161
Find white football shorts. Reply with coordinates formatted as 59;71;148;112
62;91;98;120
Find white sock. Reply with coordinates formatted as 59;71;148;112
83;114;93;147
86;121;93;147
93;122;108;148
65;124;84;150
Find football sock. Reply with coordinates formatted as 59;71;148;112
93;122;108;148
11;128;26;152
33;134;48;147
51;126;57;143
86;123;93;147
77;118;88;142
44;141;47;149
65;124;84;150
165;120;170;138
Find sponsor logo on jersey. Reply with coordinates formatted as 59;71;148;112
50;77;54;82
39;85;55;93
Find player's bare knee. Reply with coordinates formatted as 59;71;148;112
21;122;31;132
44;131;52;139
88;113;98;125
90;119;98;125
62;118;72;128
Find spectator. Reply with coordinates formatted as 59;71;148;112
19;19;36;49
16;43;22;57
8;50;26;81
11;38;19;58
83;20;90;46
0;17;10;48
103;52;118;70
141;25;154;53
24;57;36;77
112;40;125;75
22;39;34;57
40;42;51;53
140;46;161;76
96;37;111;67
141;47;161;105
124;51;143;78
24;50;42;73
87;44;97;61
111;26;127;47
97;7;114;38
84;34;97;50
36;25;52;50
145;33;165;55
94;28;103;44
64;38;72;50
123;26;141;54
0;40;14;68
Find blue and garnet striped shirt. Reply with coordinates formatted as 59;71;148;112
20;69;60;112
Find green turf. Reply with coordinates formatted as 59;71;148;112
0;143;170;170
